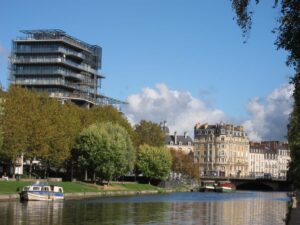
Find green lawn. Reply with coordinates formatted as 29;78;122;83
110;182;162;191
0;181;32;194
0;181;161;194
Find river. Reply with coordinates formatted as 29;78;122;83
0;191;289;225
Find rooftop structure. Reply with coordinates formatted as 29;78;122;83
160;121;193;154
10;29;124;107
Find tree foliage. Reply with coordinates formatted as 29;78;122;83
134;120;165;147
137;145;172;181
170;149;200;180
0;91;3;152
0;128;3;153
231;0;300;186
0;86;136;179
74;122;135;183
0;86;35;165
231;0;299;68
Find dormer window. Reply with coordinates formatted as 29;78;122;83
188;142;191;146
179;141;182;146
170;141;174;145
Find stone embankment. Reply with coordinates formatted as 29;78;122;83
0;190;173;202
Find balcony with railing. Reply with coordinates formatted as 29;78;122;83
14;46;84;59
15;78;95;94
49;92;96;104
11;56;102;77
15;36;93;53
13;67;91;82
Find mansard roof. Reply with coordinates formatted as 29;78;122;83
165;133;193;145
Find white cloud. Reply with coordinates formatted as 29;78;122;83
123;83;227;137
243;84;294;141
123;83;294;142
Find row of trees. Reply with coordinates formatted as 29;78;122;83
0;86;190;184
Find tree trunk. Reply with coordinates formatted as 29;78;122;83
84;168;87;181
93;172;96;183
29;160;33;179
12;163;16;179
44;162;48;179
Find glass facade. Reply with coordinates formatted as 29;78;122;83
10;29;105;107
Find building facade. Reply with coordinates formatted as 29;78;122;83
249;141;290;179
161;122;194;154
194;123;249;177
277;142;290;179
248;142;265;178
10;29;121;108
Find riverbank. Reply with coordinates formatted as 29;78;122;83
288;190;300;225
0;181;186;201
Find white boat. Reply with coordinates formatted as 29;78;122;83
20;182;64;201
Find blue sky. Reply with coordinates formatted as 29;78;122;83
0;0;294;140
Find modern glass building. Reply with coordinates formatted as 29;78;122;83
10;29;121;107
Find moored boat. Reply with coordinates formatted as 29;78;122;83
20;182;64;201
215;181;235;193
199;181;216;192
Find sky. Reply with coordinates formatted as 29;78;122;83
0;0;294;141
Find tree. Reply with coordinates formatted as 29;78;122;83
0;129;3;153
0;86;34;178
0;91;3;152
170;149;200;180
136;145;172;183
41;100;82;177
134;120;165;147
231;0;300;187
74;122;135;183
90;105;136;143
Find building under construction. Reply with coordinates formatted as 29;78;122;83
10;29;123;108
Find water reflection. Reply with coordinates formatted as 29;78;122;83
0;192;288;225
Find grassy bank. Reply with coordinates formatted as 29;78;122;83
0;181;162;195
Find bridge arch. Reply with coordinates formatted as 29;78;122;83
235;181;274;191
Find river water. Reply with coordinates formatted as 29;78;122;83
0;191;289;225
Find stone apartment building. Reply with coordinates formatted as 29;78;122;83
194;123;249;177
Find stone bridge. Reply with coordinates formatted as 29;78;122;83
200;176;292;191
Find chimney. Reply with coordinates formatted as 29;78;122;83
174;131;177;145
184;132;187;139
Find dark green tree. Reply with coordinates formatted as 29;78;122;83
137;144;172;183
134;120;165;147
74;122;135;183
231;0;300;187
